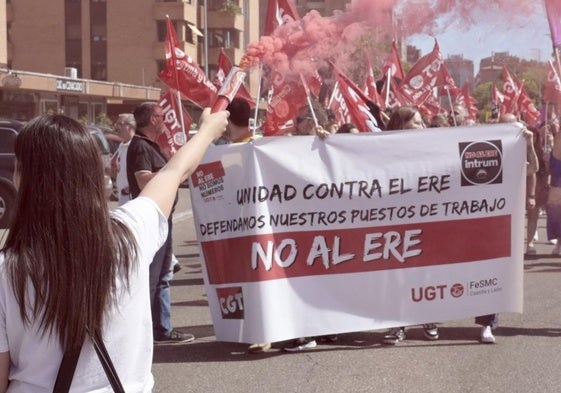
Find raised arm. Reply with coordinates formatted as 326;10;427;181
140;108;229;217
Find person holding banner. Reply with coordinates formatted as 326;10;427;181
127;102;193;344
385;106;426;131
382;105;439;345
0;109;228;391
290;103;331;138
547;122;561;255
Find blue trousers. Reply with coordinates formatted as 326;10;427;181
150;218;173;339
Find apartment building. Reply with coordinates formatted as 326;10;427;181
0;0;260;121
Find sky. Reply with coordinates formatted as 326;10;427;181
407;1;553;73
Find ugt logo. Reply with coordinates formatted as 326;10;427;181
216;286;244;319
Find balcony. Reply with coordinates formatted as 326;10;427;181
153;1;197;24
206;9;244;31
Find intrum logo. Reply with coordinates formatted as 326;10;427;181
459;140;503;186
216;286;244;319
450;283;464;298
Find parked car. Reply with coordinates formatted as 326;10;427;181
0;118;24;228
87;125;115;200
99;128;123;201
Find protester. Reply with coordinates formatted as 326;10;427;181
0;110;228;390
547;121;561;255
385;106;426;130
226;98;255;143
127;102;193;344
429;113;449;128
381;105;438;345
336;122;359;134
325;109;340;133
526;124;550;255
282;102;330;353
112;113;136;206
473;113;536;343
448;104;469;126
290;102;330;138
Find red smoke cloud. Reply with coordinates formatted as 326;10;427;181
242;0;542;82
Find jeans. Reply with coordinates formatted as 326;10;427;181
150;218;173;339
475;314;498;329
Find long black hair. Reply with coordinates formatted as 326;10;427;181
3;115;138;350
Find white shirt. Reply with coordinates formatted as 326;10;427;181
0;197;168;392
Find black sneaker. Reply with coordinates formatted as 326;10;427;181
382;327;406;345
422;324;439;341
154;330;195;345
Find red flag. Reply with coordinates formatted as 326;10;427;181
501;65;520;115
516;78;540;127
380;77;411;109
363;56;383;108
419;94;445;121
544;60;561;105
455;82;478;121
264;0;299;36
156;89;192;157
214;49;255;106
158;17;217;108
382;41;405;81
328;82;351;125
545;0;561;48
400;41;455;106
262;71;308;136
332;67;381;132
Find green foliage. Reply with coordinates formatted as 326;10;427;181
473;55;548;114
219;1;242;15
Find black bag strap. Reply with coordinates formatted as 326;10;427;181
52;345;82;393
53;330;125;393
91;330;125;393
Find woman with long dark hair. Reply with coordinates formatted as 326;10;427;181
0;108;228;391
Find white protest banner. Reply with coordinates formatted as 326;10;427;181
189;123;526;344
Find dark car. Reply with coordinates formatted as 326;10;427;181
87;125;115;200
0;119;24;227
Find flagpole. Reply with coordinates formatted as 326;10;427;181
327;81;339;108
166;14;187;143
445;86;457;126
176;90;187;143
556;48;561;80
299;73;319;127
252;62;263;137
385;69;391;108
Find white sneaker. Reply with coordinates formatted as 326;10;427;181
549;239;558;245
533;232;539;242
480;326;495;344
282;338;317;352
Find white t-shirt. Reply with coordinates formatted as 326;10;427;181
0;197;168;392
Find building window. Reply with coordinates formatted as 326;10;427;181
157;20;195;44
208;29;239;48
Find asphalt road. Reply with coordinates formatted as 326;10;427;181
152;189;561;393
